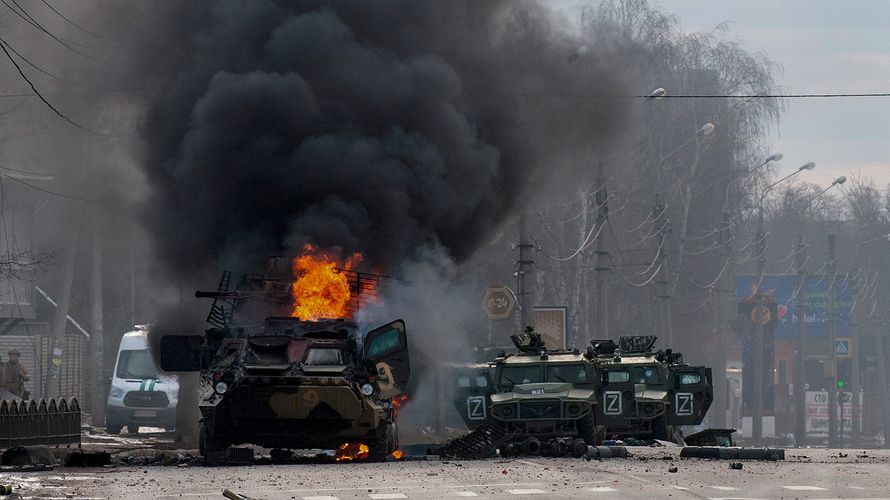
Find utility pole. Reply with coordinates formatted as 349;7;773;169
752;211;766;445
872;313;889;446
712;211;731;429
45;227;80;398
850;267;862;447
91;217;105;427
594;162;610;339
517;213;535;330
654;194;672;346
827;234;838;448
794;233;807;446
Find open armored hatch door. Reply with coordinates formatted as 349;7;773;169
668;366;713;426
363;319;409;399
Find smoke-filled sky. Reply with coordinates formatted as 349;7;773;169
131;0;631;278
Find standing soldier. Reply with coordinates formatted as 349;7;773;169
5;349;30;398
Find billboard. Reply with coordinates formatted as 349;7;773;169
735;275;851;339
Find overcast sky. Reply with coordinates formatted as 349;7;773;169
556;0;890;190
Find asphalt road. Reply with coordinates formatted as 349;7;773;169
2;448;889;500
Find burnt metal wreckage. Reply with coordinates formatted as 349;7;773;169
443;331;713;459
159;259;410;465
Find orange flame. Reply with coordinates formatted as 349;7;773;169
392;393;409;418
334;442;369;462
291;244;362;320
390;449;404;460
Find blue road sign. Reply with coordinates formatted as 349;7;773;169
835;338;851;357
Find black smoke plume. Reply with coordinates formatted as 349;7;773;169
133;0;630;277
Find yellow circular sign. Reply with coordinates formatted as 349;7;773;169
750;305;772;325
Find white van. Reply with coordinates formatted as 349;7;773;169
105;326;179;434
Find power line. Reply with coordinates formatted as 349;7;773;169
40;0;122;44
640;93;890;99
0;37;99;135
0;36;76;84
1;0;107;62
0;173;95;202
0;95;29;118
513;92;890;99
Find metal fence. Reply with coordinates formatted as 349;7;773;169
0;398;81;448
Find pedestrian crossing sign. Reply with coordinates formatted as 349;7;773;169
835;338;851;358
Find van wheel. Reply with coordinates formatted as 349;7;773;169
106;421;122;435
127;424;139;434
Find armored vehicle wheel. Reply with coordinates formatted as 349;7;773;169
578;412;603;445
652;416;676;442
106;421;122;435
594;425;606;446
199;423;226;464
127;424;139;434
570;438;587;458
369;421;396;462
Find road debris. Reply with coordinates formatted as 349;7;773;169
680;446;784;460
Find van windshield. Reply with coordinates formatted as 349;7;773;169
117;350;159;379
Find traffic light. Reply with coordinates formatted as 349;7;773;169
836;359;850;390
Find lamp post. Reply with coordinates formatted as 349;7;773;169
794;175;845;447
711;153;782;429
721;153;784;212
652;122;715;346
819;175;848;448
855;236;890;448
751;161;815;444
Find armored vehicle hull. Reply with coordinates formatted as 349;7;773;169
592;336;713;440
160;266;410;464
451;333;605;457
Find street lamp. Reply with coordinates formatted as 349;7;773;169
809;176;847;202
850;231;890;447
650;122;716;347
709;151;783;430
750;161;815;445
793;175;842;448
647;87;667;100
720;153;784;212
656;122;715;188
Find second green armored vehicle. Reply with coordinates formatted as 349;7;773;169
591;336;712;441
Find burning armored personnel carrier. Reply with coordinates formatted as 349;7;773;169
159;256;409;464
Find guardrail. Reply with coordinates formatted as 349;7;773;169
0;398;81;448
